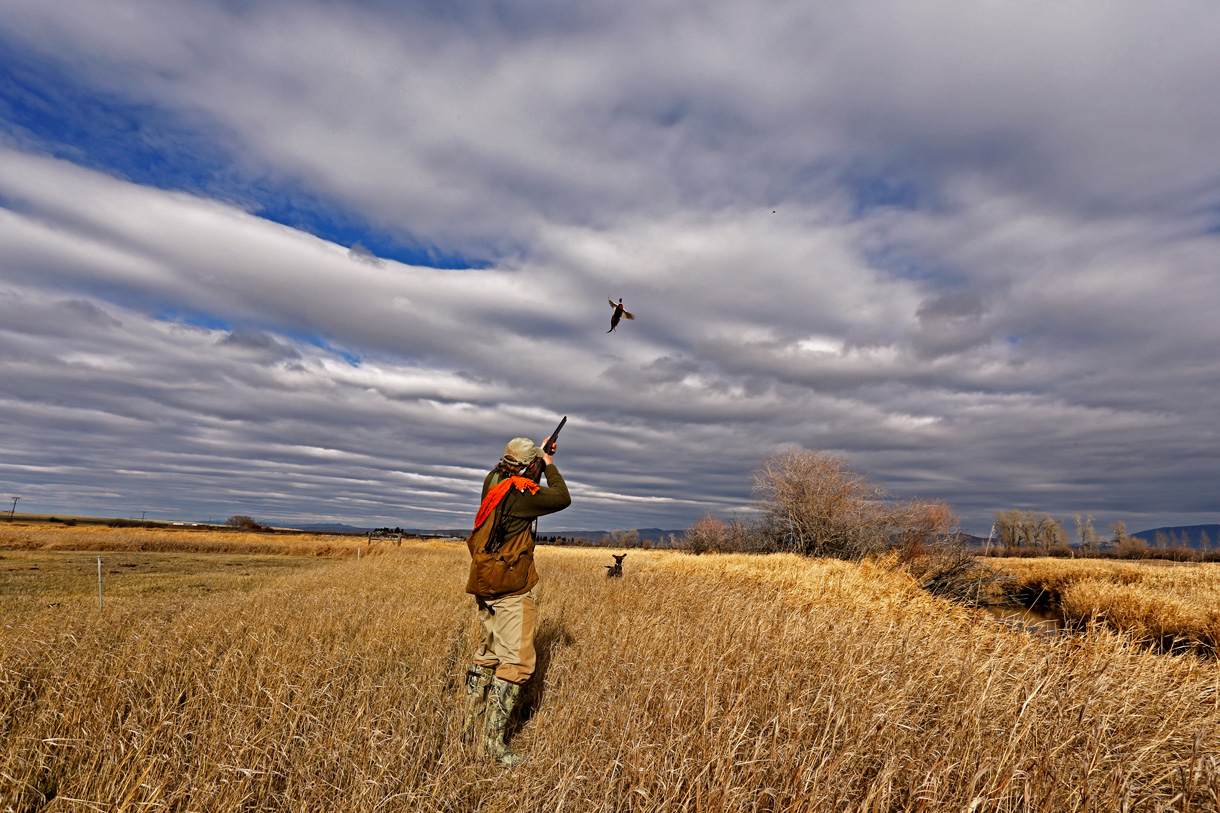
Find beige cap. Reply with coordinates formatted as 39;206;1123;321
503;437;543;466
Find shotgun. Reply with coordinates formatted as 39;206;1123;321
524;416;566;483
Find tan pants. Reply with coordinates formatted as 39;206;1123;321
472;588;537;685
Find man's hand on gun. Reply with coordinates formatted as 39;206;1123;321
525;416;566;482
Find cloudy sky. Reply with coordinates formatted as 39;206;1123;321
3;1;1219;535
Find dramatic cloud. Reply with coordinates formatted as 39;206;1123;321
2;1;1219;533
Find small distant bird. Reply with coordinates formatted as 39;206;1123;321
607;297;635;333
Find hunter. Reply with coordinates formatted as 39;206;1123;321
463;435;571;766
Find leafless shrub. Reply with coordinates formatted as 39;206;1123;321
891;498;957;560
226;515;261;531
678;514;772;555
752;450;892;559
1116;534;1149;558
679;514;729;555
900;537;1005;604
742;449;1004;600
888;499;1003;603
752;450;962;562
608;528;640;547
105;518;158;528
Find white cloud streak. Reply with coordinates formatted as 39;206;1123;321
2;1;1220;533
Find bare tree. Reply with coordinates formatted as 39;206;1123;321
993;510;1021;550
891;498;958;560
753;450;893;559
679;514;728;555
1015;512;1037;549
992;510;1066;551
752;450;955;560
1074;514;1097;552
609;528;640;548
678;514;771;554
1037;516;1065;550
1117;533;1148;558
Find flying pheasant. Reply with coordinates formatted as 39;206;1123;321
607;297;635;333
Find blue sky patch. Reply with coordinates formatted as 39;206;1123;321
154;309;362;366
843;171;921;217
299;334;362;367
862;244;964;288
0;36;485;271
153;308;232;332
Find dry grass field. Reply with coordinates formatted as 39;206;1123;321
3;527;1219;812
0;522;378;558
988;557;1220;653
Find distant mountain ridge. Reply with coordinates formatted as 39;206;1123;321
288;522;375;534
283;522;686;542
274;521;1220;550
1130;524;1220;549
543;528;687;543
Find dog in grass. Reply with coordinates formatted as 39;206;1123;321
605;554;626;578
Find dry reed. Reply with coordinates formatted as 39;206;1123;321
2;538;1218;811
990;557;1220;651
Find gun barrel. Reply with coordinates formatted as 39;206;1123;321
544;416;567;454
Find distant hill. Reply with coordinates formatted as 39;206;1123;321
1130;524;1220;549
276;524;1220;551
284;523;687;543
290;522;375;534
544;528;687;543
954;532;989;548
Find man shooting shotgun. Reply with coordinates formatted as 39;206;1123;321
462;417;570;767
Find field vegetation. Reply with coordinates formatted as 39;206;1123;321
0;550;329;621
0;520;379;558
986;556;1220;654
3;528;1219;811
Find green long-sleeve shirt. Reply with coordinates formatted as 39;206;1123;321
480;464;571;540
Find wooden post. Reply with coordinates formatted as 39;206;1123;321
97;555;103;612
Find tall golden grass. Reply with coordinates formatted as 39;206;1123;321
989;557;1220;651
0;521;384;557
2;537;1218;811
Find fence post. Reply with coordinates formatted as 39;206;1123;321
97;555;103;612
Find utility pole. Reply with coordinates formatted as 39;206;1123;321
8;497;18;521
141;511;147;521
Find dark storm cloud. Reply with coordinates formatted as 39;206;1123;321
2;1;1220;533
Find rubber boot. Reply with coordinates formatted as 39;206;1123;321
462;665;496;743
484;676;524;767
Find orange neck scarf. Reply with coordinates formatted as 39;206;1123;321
474;476;540;529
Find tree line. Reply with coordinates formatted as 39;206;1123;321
990;510;1214;555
